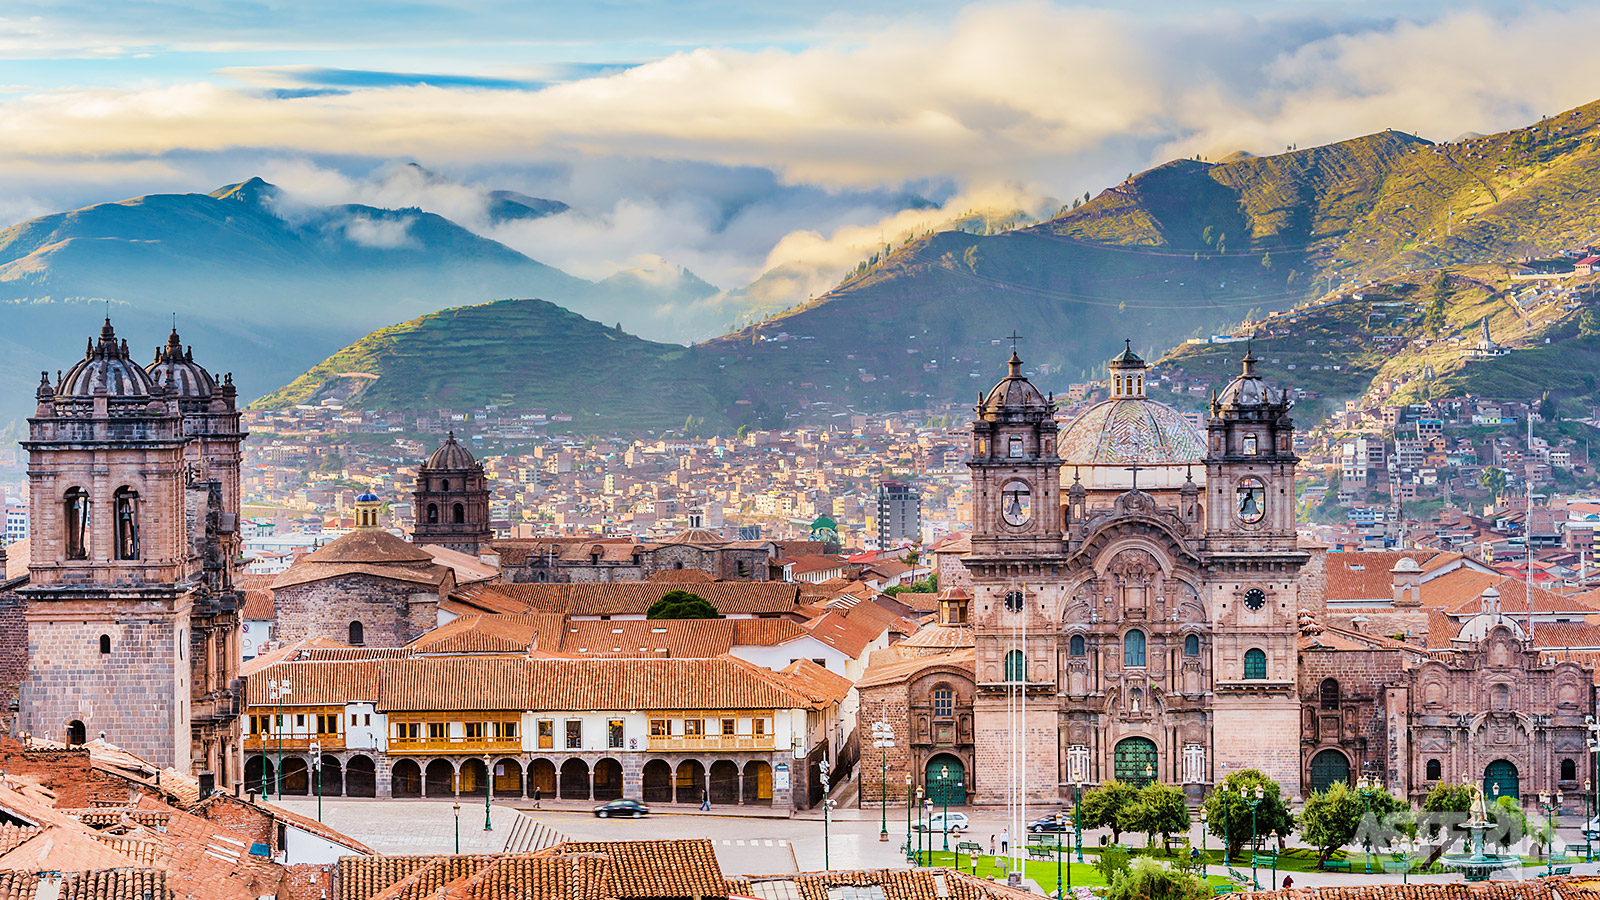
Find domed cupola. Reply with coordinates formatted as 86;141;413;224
146;327;217;400
978;351;1053;419
1212;346;1286;417
1057;340;1205;493
59;319;157;398
423;431;478;470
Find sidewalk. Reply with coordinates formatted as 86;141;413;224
504;798;793;819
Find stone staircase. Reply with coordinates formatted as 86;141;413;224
502;811;570;853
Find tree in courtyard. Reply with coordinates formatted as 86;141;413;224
1105;857;1210;900
1299;780;1409;866
646;590;720;619
1420;781;1473;842
1488;795;1527;852
1119;781;1192;852
1082;779;1142;845
1202;769;1296;862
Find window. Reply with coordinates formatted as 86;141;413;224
295;714;305;728
1244;648;1267;680
427;503;439;524
684;718;703;737
609;719;624;748
565;720;582;749
427;722;445;740
1070;635;1086;657
753;719;766;736
1562;758;1577;781
1008;436;1023;458
64;487;89;560
99;634;111;655
538;719;554;748
113;487;139;560
249;716;263;735
395;722;420;740
1123;630;1146;668
650;719;672;737
465;722;485;739
1427;759;1442;781
453;503;466;524
495;721;517;739
1243;434;1258;456
350;714;357;726
1183;634;1199;656
364;714;371;726
1004;649;1025;682
1320;678;1340;709
1001;481;1031;526
316;715;339;734
933;687;954;718
440;480;449;492
348;621;364;646
722;718;736;736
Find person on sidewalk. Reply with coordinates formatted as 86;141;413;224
700;788;710;811
1282;876;1294;890
532;786;541;809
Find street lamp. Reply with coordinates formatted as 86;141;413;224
871;720;894;842
1269;830;1279;889
922;797;933;865
1199;807;1208;877
484;755;493;831
905;774;915;863
1538;790;1563;875
1144;763;1153;787
267;678;291;800
1219;783;1232;867
1247;783;1265;889
309;742;322;822
820;757;833;871
940;764;953;852
1587;715;1600;862
913;784;925;865
1355;773;1381;875
1589;779;1595;863
1074;778;1084;862
1055;811;1069;899
452;800;461;854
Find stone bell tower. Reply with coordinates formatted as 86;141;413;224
1203;348;1308;797
412;432;494;555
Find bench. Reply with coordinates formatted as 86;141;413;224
1554;867;1573;876
1251;855;1275;868
1213;887;1234;895
956;842;982;856
1323;860;1351;872
1028;846;1060;861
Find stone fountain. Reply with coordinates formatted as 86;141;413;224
1439;782;1522;882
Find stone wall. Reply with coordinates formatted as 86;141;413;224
0;588;28;728
273;575;431;647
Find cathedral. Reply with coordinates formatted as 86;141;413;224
858;343;1592;810
13;321;245;782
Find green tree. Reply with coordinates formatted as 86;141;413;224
1105;857;1210;900
1480;466;1507;501
1082;779;1142;844
1094;843;1132;883
1489;795;1527;852
1202;769;1296;861
1299;781;1409;865
1539;393;1558;423
646;590;720;619
1119;782;1192;852
1420;782;1473;840
1580;308;1600;337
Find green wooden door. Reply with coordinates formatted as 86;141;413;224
1484;759;1519;800
1308;750;1350;794
1114;737;1158;787
925;755;967;804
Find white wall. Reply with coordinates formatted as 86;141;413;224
283;824;367;865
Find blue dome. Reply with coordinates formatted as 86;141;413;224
356;491;380;502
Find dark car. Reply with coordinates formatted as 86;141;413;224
1027;813;1072;833
593;799;649;818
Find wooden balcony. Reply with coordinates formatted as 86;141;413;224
242;734;345;752
647;734;776;752
387;735;522;755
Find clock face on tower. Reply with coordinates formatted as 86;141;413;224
1244;588;1266;611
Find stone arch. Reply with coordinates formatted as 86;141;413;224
493;759;523;797
280;756;310;795
245;755;273;795
675;760;705;804
458;758;488;797
1308;748;1351;794
560;758;590;800
643;759;673;803
593;758;623;801
319;755;342;796
391;759;422;797
66;720;86;746
528;759;556;798
709;760;740;804
346;755;377;797
424;759;455;797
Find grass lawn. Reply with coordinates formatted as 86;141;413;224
911;850;1236;893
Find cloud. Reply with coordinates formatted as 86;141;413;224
341;214;417;249
220;66;543;91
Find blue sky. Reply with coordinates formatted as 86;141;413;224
1;0;1594;294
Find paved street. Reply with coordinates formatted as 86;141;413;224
272;798;1600;884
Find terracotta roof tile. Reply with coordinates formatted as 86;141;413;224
558;839;727;900
857;648;975;689
462;584;802;617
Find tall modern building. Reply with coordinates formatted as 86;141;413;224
875;480;921;548
17;321;245;780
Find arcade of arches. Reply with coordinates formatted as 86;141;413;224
246;753;776;804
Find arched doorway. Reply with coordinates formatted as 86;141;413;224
593;759;624;801
1308;749;1351;794
319;756;343;796
925;754;967;805
346;756;377;797
391;759;422;797
458;758;487;797
245;756;273;795
424;759;456;797
529;759;557;798
743;761;773;805
493;759;523;797
66;720;86;746
643;760;673;803
1114;737;1158;787
1485;759;1520;800
675;760;705;804
560;759;590;800
280;757;310;795
709;761;740;804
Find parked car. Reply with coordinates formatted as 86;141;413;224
915;812;969;833
1028;813;1072;833
593;799;649;818
1584;816;1600;840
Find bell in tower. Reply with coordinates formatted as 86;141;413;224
968;349;1061;554
1204;346;1299;551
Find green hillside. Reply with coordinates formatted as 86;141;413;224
254;299;722;430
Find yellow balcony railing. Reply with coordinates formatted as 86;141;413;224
646;734;776;752
242;734;345;752
387;734;522;755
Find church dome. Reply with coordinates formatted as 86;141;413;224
1059;341;1204;469
145;328;217;399
979;352;1051;415
1215;347;1284;409
60;319;157;398
424;432;477;470
356;490;380;503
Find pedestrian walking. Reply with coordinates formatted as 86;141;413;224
699;787;710;811
532;786;541;809
989;834;997;857
1282;876;1294;890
